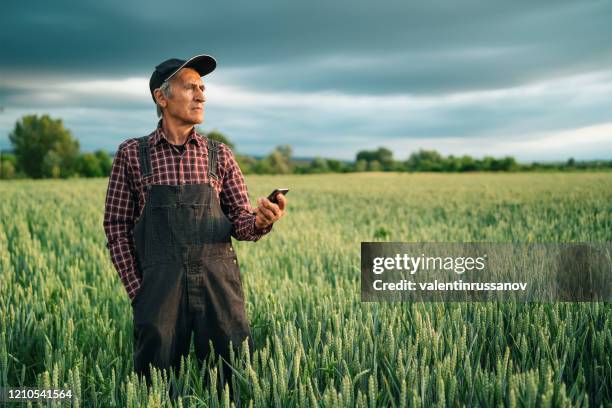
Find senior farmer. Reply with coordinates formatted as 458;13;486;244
103;54;287;388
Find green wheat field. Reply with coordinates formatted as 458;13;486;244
1;172;611;407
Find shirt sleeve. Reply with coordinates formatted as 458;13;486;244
219;145;273;241
102;145;141;301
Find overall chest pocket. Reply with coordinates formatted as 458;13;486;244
171;203;212;245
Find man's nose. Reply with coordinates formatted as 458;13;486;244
195;90;205;102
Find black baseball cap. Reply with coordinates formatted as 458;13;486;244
149;54;216;103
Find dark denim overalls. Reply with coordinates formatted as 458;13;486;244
130;135;254;391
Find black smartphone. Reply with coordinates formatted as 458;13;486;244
267;188;289;204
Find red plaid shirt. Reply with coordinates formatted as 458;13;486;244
103;119;272;301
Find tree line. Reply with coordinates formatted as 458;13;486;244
1;115;113;179
1;114;610;179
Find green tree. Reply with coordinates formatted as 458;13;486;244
356;150;376;162
309;157;329;173
95;150;113;176
77;153;103;177
405;149;444;171
236;155;257;174
196;128;235;150
327;159;346;173
253;159;272;174
480;156;496;171
0;152;16;179
0;160;15;179
277;145;292;162
9;114;80;178
42;150;63;178
355;159;368;172
459;155;477;172
356;147;394;170
376;147;394;170
265;147;292;174
442;155;461;172
368;160;382;172
498;156;518;172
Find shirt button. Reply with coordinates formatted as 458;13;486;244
229;247;233;252
233;259;237;264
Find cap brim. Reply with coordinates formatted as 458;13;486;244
166;54;217;82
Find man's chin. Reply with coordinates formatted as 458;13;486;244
187;115;204;125
167;113;203;126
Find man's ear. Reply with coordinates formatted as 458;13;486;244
154;89;168;108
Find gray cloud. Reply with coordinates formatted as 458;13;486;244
3;0;610;91
1;0;611;161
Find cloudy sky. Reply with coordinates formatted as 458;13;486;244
1;0;611;161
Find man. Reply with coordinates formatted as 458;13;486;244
102;54;287;391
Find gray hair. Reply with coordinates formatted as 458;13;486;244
155;80;173;118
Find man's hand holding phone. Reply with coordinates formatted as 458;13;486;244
254;188;289;230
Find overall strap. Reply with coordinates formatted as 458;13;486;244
207;138;219;181
137;136;152;178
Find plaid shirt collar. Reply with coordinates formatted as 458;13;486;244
150;118;205;147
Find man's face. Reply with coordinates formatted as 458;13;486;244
157;68;206;125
